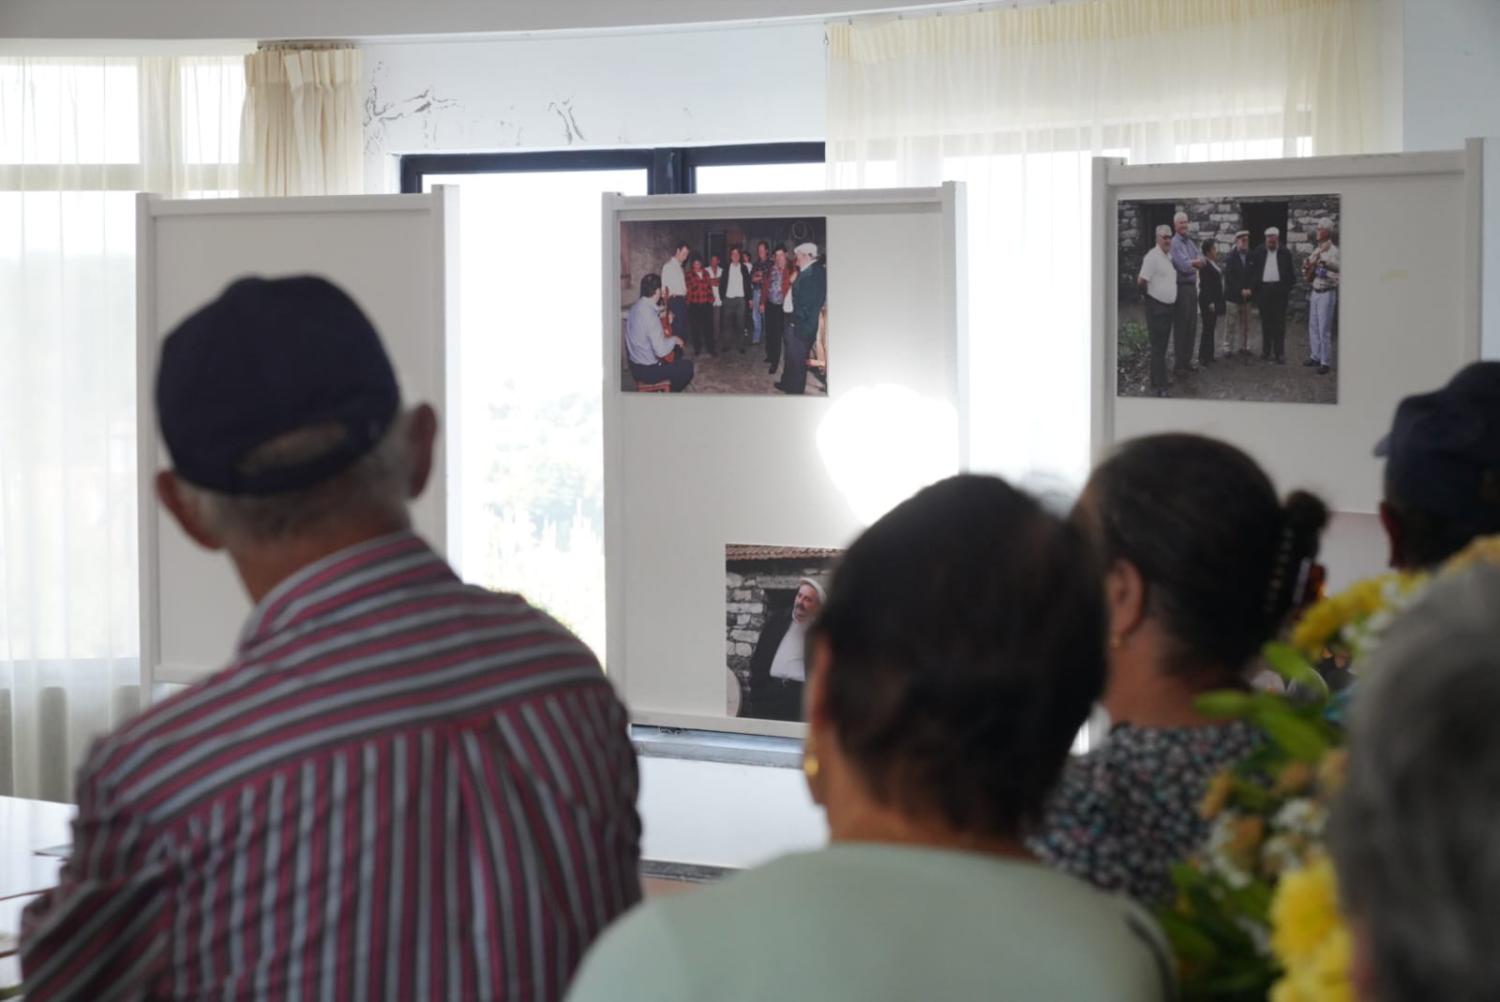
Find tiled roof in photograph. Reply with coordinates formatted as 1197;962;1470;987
726;543;843;562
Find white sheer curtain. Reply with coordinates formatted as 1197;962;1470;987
828;0;1383;487
0;53;244;801
240;44;364;196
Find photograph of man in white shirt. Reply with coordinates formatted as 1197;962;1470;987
1137;224;1179;398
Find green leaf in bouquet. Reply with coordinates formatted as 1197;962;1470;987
1182;884;1261;956
1158;909;1218;967
1169;861;1204;901
1247;696;1329;762
1196;965;1278;1002
1229;777;1272;812
1262;641;1330;703
1224;879;1274;923
1195;690;1255;720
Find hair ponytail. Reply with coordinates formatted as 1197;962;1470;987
1264;490;1330;627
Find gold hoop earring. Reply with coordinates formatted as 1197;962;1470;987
802;752;820;781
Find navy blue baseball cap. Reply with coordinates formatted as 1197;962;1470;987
155;276;401;496
1375;361;1500;527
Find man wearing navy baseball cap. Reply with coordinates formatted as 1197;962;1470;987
1377;361;1500;570
22;276;641;1001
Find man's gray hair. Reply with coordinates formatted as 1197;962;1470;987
1172;211;1188;223
1155;224;1172;238
1330;562;1500;1002
177;412;413;545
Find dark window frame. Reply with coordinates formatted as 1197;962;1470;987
399;142;825;196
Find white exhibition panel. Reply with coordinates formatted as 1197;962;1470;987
603;185;966;738
1092;146;1483;514
136;190;460;692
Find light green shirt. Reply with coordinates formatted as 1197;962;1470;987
567;843;1176;1002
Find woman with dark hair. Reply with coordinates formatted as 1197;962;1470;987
1029;433;1328;905
568;475;1173;1002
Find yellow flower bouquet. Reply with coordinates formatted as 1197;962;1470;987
1161;534;1500;1001
1157;687;1345;1001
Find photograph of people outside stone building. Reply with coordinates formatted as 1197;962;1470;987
1118;194;1341;404
619;217;828;396
724;543;841;723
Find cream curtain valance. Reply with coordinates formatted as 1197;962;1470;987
240;45;364;196
828;0;1381;163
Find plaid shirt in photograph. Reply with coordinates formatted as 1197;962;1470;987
685;269;714;305
21;531;641;1002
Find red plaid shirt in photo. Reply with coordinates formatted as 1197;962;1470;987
685;269;714;305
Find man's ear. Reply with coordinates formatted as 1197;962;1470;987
405;404;439;500
156;471;225;552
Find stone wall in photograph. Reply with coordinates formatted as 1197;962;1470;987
724;545;839;685
1116;201;1144;298
1117;194;1340;322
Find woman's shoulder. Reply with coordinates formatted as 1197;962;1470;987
570;850;1173;1002
566;897;695;1002
568;853;828;1000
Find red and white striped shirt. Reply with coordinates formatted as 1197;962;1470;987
21;531;641;1001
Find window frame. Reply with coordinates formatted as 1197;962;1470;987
399;142;825;195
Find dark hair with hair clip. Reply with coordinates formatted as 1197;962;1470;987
1087;433;1329;678
811;475;1106;839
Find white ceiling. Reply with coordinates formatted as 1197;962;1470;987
0;0;970;41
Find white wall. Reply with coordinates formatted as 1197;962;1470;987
639;757;825;868
362;22;827;190
1396;0;1500;359
1401;0;1500;152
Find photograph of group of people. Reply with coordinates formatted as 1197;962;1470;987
724;544;841;722
1117;194;1342;404
619;216;829;396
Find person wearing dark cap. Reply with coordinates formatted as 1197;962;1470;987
1377;361;1500;570
21;276;642;1002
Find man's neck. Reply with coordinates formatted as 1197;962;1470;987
231;514;412;604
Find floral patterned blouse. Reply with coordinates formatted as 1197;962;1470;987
1027;720;1264;906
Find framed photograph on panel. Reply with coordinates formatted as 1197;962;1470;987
724;544;843;723
619;217;830;396
1092;145;1485;514
603;185;967;737
1117;194;1341;403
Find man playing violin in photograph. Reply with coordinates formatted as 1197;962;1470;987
625;273;695;392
